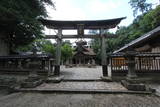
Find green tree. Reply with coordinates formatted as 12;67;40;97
61;44;73;63
129;0;152;16
36;39;55;56
17;39;55;56
90;5;160;55
0;0;54;51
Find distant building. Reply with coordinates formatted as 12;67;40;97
67;40;96;66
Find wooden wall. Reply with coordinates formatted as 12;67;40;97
152;46;160;53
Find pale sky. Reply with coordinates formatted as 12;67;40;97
45;0;159;44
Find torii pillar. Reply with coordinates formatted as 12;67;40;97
54;28;62;76
100;28;108;77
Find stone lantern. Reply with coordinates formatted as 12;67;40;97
122;51;146;91
124;51;137;80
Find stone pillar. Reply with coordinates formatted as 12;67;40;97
100;28;108;77
92;59;95;65
48;60;51;75
50;60;54;73
41;60;45;69
124;51;137;80
18;59;22;69
54;28;62;76
79;58;81;65
71;59;73;65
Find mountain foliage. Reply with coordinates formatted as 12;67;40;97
91;5;160;61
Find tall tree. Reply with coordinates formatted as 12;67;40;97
0;0;54;52
129;0;152;17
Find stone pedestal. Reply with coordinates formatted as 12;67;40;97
46;75;64;83
121;79;146;91
21;75;43;88
21;62;43;88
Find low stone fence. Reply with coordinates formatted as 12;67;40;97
0;54;55;75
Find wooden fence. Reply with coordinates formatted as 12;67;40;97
110;53;160;74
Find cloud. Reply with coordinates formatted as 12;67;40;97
45;0;131;43
47;0;86;20
88;0;121;14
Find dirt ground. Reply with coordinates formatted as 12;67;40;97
0;92;160;107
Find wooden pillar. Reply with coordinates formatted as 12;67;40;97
54;28;62;76
100;28;108;77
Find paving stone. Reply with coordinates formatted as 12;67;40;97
148;83;160;96
31;82;127;91
61;66;102;80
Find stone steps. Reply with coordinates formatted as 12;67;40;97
63;78;102;82
15;88;153;94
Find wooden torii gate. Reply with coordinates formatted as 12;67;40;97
39;17;125;77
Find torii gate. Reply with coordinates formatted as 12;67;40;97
39;17;125;77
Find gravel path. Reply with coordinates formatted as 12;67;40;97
0;92;160;107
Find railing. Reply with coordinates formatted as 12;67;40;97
111;57;127;72
110;53;160;73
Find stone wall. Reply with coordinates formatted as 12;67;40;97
0;33;9;56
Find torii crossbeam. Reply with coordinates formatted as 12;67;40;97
39;17;126;77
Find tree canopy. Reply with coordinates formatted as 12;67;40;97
0;0;54;50
129;0;152;17
61;42;73;63
109;5;160;52
17;39;56;56
90;5;160;63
